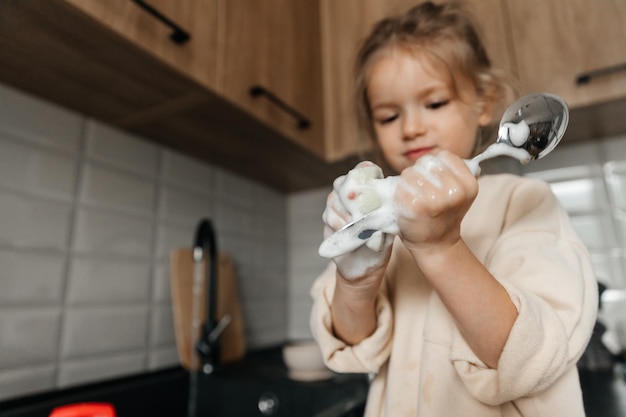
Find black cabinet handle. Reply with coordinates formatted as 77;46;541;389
131;0;190;44
576;62;626;85
250;86;311;130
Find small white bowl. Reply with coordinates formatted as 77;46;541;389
282;340;333;381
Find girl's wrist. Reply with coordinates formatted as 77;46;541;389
406;237;466;274
334;268;383;304
331;269;381;344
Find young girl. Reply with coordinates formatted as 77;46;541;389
309;2;598;416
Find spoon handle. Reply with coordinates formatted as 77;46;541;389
465;143;533;176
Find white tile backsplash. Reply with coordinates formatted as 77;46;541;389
162;150;213;194
549;177;608;213
524;141;603;173
155;222;196;260
0;83;288;401
0;250;66;304
61;306;149;358
519;138;626;287
286;188;328;341
214;167;255;208
590;250;624;289
0;365;56;401
152;263;172;302
148;347;180;370
66;257;152;305
288;293;315;341
0;137;78;202
85;120;160;176
80;162;157;214
0;308;61;369
612;210;626;248
58;352;146;388
72;208;154;257
570;214;616;250
214;200;254;236
150;305;176;347
0;192;73;250
602;136;626;163
159;185;212;226
0;84;82;154
605;161;626;208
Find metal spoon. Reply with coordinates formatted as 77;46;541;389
465;92;569;175
318;92;569;259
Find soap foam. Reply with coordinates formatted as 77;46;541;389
499;120;530;147
409;155;444;189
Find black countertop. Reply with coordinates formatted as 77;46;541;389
195;345;369;417
0;345;368;417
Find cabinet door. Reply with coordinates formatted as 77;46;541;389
216;0;325;159
320;0;512;162
61;0;218;89
506;0;626;108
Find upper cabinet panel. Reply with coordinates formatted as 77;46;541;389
62;0;219;88
505;0;626;108
215;0;326;159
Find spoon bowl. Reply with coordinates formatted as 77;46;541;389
466;92;569;174
498;92;569;159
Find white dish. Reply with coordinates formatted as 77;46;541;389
288;368;334;382
282;340;332;381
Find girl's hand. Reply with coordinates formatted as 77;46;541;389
322;162;393;280
394;151;478;255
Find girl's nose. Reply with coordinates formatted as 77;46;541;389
402;110;425;140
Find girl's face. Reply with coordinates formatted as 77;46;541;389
366;48;493;173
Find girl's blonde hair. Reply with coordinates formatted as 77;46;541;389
354;1;517;167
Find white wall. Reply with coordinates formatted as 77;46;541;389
286;188;329;341
524;137;626;290
0;84;288;401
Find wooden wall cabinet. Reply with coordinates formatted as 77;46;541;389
64;0;328;161
61;0;219;89
505;0;626;109
215;0;326;159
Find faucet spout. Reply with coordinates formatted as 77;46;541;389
192;218;221;374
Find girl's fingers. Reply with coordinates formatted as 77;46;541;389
323;191;352;231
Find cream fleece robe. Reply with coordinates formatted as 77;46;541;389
310;174;598;417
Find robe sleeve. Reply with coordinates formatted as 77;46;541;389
451;178;598;405
309;262;394;373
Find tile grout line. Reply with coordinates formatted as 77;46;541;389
143;148;166;370
52;118;89;388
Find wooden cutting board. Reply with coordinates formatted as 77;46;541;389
170;248;246;370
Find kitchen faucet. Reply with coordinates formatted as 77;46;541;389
193;218;229;374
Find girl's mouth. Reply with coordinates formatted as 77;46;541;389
404;146;435;161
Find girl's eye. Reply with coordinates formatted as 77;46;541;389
377;114;398;124
427;100;449;110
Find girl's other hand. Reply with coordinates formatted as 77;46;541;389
394;151;478;255
322;163;394;280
